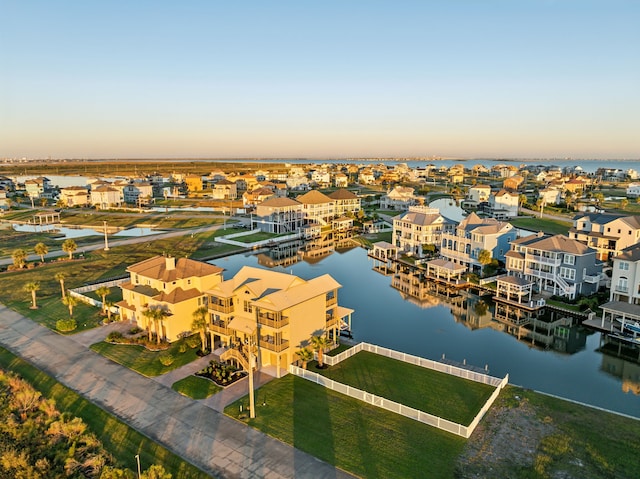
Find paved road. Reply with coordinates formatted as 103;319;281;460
0;304;355;479
519;207;574;223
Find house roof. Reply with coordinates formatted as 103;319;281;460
127;256;223;282
398;210;451;227
372;241;397;250
511;234;594;255
258;197;301;208
426;258;467;272
327;189;358;200
497;275;531;286
616;244;640;262
155;287;202;304
296;190;333;204
252;274;341;312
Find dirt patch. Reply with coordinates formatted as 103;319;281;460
455;395;554;478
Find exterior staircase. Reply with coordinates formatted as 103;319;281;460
220;346;250;372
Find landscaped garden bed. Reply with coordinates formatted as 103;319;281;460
195;359;246;387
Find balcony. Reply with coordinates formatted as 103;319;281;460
210;320;230;335
258;337;290;352
326;294;337;307
209;300;234;314
583;274;601;284
614;284;629;293
526;253;561;266
257;313;289;329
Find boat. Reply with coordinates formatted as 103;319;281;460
623;322;640;335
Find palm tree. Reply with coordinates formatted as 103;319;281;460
12;249;27;269
564;190;574;211
94;286;111;314
23;282;40;309
55;273;66;299
191;306;209;352
104;300;114;322
142;306;169;344
310;334;330;368
62;294;79;317
594;192;604;207
518;194;527;214
477;249;493;277
297;348;314;370
62;239;77;260
620;198;629;210
34;242;48;263
536;198;545;218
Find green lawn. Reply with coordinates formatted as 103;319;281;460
510;217;572;235
0;347;210;479
90;339;201;377
225;374;465;479
5;295;104;333
172;375;221;399
315;351;494;425
229;231;280;243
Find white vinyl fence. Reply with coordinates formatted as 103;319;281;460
69;278;128;314
289;342;508;438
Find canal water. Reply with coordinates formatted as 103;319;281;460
210;246;640;419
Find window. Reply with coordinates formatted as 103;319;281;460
244;301;253;313
560;267;576;280
564;254;575;265
619;261;629;271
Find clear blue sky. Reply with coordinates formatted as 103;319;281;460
1;0;639;159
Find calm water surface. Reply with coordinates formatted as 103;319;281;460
211;247;640;419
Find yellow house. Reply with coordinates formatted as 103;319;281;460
206;266;353;376
118;256;223;342
184;174;203;193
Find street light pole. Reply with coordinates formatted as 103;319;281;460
135;454;141;479
103;220;109;251
248;337;256;418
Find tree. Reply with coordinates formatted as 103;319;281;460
310;334;330;368
191;306;209;352
142;306;169;344
518;194;527;213
564;190;574;211
62;239;78;259
297;348;313;370
104;300;114;322
55;273;67;299
24;282;40;309
63;294;79;317
594;192;604;206
477;249;493;277
12;248;27;269
95;286;111;314
536;198;545;218
34;242;48;263
620;198;629;210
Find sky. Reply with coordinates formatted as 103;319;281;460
1;1;639;160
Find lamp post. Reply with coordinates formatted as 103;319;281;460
248;336;256;418
103;221;109;251
135;454;141;479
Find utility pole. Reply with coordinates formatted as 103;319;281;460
103;221;109;251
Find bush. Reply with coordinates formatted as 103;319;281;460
159;352;175;366
106;332;124;342
56;318;77;332
186;335;200;349
128;327;142;335
178;343;188;353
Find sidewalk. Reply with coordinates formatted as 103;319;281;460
0;304;355;479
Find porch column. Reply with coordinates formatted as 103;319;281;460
276;354;281;378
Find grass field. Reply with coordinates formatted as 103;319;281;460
510;216;572;235
314;351;494;425
0;347;210;479
90;338;201;377
225;374;466;479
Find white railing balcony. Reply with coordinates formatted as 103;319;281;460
524;267;555;280
614;284;629;293
583;274;601;284
442;249;472;262
526;253;561;266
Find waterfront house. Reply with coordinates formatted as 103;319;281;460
253;197;304;234
206;266;353;376
24;176;51;199
467;184;491;205
441;212;517;274
327;188;361;216
297;190;334;225
505;232;602;299
485;189;519;219
393;205;455;258
380;186;419;211
503;175;524;191
626;183;640;198
570;212;640;260
122;181;153;205
90;185;121;209
609;244;640;305
118;256;224;342
243;187;276;208
59;186;90;207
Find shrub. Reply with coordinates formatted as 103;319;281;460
128;327;142;335
106;332;124;342
159;352;175;366
178;343;188;353
56;319;77;332
186;335;200;348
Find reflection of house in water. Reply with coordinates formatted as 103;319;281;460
600;347;640;395
299;218;355;261
493;302;586;353
256;240;304;269
369;241;398;275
